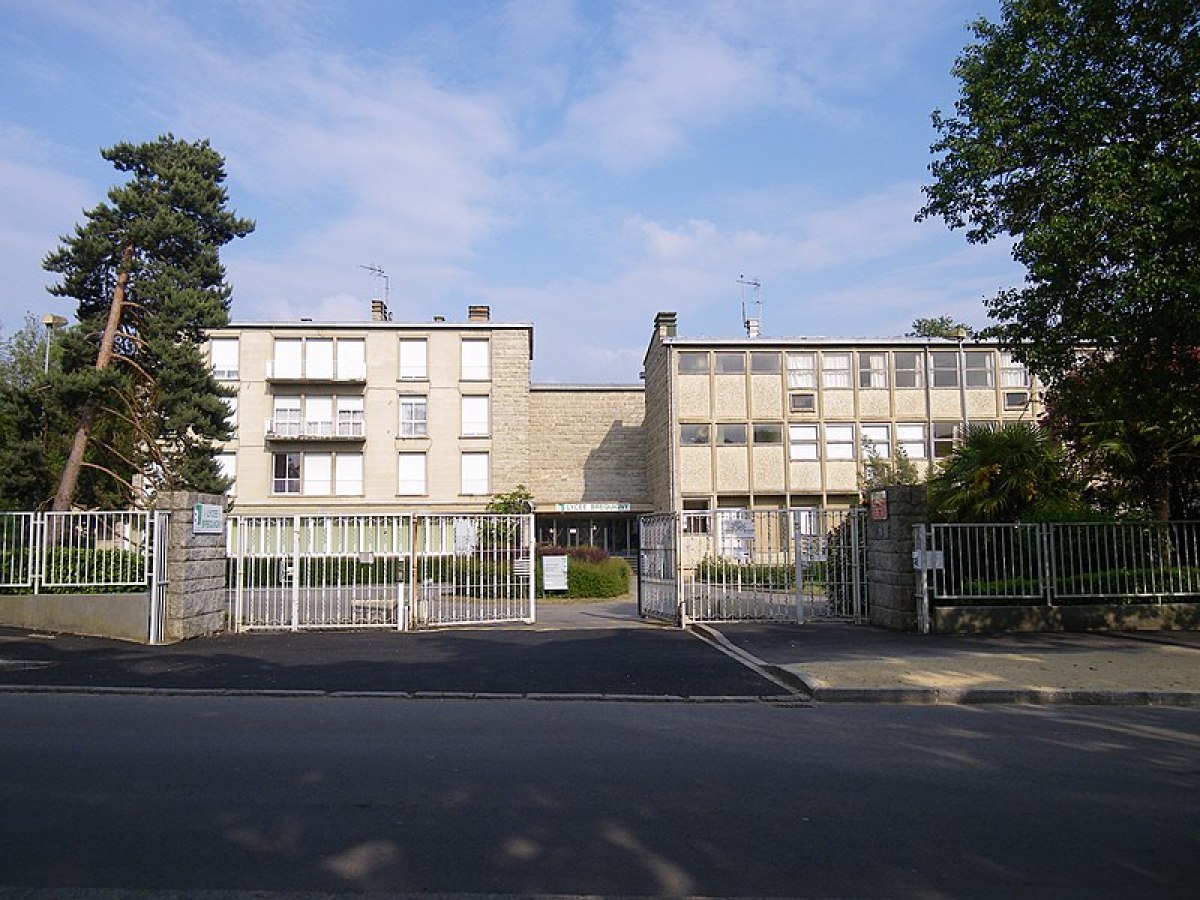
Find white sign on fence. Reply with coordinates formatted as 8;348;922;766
542;555;569;592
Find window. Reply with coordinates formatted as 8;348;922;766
1005;391;1030;410
306;340;334;379
215;452;236;491
715;352;745;374
337;339;365;380
210;338;239;380
304;453;332;495
461;452;489;494
273;452;301;494
398;453;427;495
680;424;710;445
825;424;856;459
678;351;709;374
751;352;780;374
894;351;923;388
224;396;238;429
858;352;888;389
786;352;816;389
461;339;489;380
682;499;711;534
752;423;783;444
273;339;302;379
461;396;490;437
822;353;851;389
930;351;959;387
861;424;891;457
933;422;959;458
965;351;995;387
788;424;818;461
335;453;363;496
305;397;333;437
789;392;816;413
337;397;364;436
399;339;427;379
272;397;301;437
897;424;927;459
1001;352;1030;387
715;423;747;445
399;397;427;437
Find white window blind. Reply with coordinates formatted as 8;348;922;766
335;453;363;496
461;396;489;436
304;453;332;495
210;338;239;379
399;339;427;379
273;339;302;378
461;452;489;494
337;339;365;379
306;340;334;379
398;453;426;495
461;340;489;380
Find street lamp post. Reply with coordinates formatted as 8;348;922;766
41;314;67;374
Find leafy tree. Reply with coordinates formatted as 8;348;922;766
918;0;1200;519
907;316;973;339
486;484;535;514
927;422;1081;522
860;441;922;493
44;135;254;510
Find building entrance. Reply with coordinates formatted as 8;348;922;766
535;514;639;557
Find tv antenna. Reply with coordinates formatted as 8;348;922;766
738;274;762;336
359;264;389;304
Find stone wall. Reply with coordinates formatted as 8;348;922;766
158;491;228;642
527;386;647;507
866;485;927;631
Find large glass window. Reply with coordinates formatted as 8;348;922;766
399;397;427;437
1001;351;1030;387
209;338;239;380
399;339;428;380
272;452;301;494
965;351;995;387
788;424;818;461
858;352;888;389
337;397;364;436
398;453;427;495
715;423;747;445
461;452;489;494
933;422;959;457
272;397;301;437
752;422;783;444
680;424;710;445
715;352;745;374
897;424;927;459
894;351;923;388
822;353;851;389
751;352;780;374
825;424;856;459
861;424;891;457
461;339;490;380
461;396;490;436
678;351;709;374
930;351;959;387
786;352;816;389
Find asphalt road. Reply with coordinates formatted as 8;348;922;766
2;694;1198;899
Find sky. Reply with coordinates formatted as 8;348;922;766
0;0;1022;383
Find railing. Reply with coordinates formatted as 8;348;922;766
264;418;366;439
0;510;161;593
918;521;1200;609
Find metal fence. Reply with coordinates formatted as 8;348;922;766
916;521;1200;622
226;513;535;631
638;508;869;625
0;510;170;642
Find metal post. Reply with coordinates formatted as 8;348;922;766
915;524;931;635
527;512;536;624
794;511;806;624
290;514;301;631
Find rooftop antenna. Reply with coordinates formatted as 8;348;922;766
738;274;762;337
359;264;389;305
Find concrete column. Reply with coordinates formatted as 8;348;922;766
866;485;927;631
157;491;228;642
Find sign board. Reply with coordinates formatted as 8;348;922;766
543;555;569;592
554;502;631;513
192;503;224;535
912;549;945;571
870;490;888;521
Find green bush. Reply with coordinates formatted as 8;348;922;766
693;556;795;589
536;555;629;598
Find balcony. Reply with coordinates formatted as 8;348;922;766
264;419;366;442
265;361;366;386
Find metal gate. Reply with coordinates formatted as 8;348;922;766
637;508;869;625
226;513;535;631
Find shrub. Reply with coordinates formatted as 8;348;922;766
536;554;629;598
536;544;611;564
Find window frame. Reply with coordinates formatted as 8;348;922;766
399;396;428;438
460;395;490;437
399;338;428;380
461;339;490;381
398;452;427;496
858;351;888;389
788;424;819;461
821;352;852;389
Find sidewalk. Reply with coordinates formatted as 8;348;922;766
697;620;1200;705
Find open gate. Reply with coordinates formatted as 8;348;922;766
226;513;535;631
637;508;868;625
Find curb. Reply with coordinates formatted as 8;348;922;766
686;623;812;698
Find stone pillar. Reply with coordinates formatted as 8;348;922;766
866;485;927;631
157;491;228;642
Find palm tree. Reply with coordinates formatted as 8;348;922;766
928;422;1079;522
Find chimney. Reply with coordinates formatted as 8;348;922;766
654;311;677;338
467;305;490;322
371;299;392;322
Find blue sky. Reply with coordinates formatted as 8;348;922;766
0;0;1021;382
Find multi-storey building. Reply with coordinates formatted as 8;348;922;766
641;311;1042;515
207;305;1041;549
